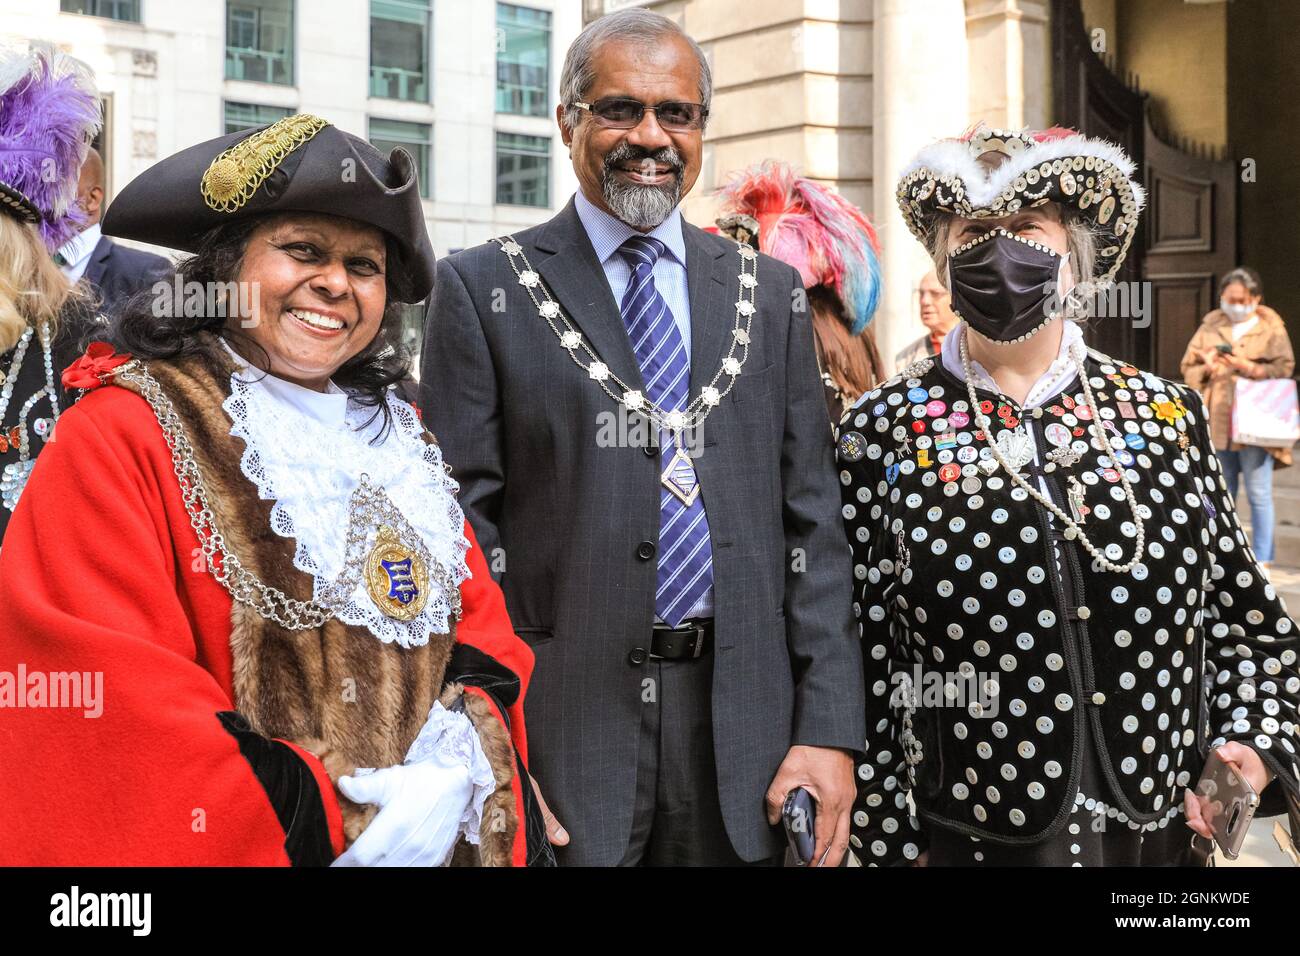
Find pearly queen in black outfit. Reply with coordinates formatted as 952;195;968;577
838;127;1300;866
0;46;102;540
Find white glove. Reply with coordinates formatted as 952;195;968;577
331;701;497;868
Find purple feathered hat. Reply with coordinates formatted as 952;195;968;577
0;43;101;252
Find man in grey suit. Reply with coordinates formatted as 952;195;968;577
419;8;863;866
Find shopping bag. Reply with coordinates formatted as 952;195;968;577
1232;377;1300;448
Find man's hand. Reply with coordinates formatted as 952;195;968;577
1184;742;1276;840
530;774;569;846
766;745;855;867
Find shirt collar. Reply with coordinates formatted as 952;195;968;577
58;222;100;270
220;337;350;428
574;189;687;267
941;320;1085;410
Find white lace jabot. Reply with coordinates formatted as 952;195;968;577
219;340;471;646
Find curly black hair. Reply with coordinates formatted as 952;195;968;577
107;214;415;440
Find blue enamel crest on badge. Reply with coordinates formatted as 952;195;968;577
1124;433;1146;450
886;464;900;485
381;557;419;606
907;387;928;403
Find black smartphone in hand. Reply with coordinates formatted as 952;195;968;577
782;787;817;866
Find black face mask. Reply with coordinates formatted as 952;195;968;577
947;228;1068;343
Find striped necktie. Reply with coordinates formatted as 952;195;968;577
616;235;713;627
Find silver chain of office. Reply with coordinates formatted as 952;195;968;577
495;236;759;438
115;361;462;629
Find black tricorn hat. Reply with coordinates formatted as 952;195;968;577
102;114;435;302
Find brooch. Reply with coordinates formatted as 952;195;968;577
994;428;1035;473
1151;398;1185;425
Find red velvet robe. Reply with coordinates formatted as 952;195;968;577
0;382;534;865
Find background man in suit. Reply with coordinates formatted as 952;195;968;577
54;148;171;319
420;8;863;866
894;269;959;372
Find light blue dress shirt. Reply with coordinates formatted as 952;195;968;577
572;190;712;622
574;190;693;360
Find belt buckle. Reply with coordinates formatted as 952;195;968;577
650;621;707;660
649;625;666;661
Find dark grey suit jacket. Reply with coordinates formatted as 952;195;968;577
419;196;864;865
83;234;172;320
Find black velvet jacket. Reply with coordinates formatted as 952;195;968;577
838;350;1300;865
0;306;92;542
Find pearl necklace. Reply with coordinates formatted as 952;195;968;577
959;324;1146;574
1;321;60;512
495;236;757;436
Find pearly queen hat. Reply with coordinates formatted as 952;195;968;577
102;113;435;302
896;125;1146;282
0;43;101;252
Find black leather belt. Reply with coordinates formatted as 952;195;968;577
649;619;714;660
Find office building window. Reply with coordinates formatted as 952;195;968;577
496;3;550;117
371;0;431;102
60;0;140;21
226;0;294;86
370;118;432;199
224;101;292;134
496;131;549;207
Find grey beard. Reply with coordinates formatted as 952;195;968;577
601;172;682;230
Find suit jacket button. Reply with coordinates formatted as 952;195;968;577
628;647;648;665
637;541;656;560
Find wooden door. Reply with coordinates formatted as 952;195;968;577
1142;126;1237;380
1051;0;1237;379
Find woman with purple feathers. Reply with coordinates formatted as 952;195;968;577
0;44;102;542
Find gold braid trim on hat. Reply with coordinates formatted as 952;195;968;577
201;113;331;213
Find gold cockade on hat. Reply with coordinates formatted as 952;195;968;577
200;113;330;213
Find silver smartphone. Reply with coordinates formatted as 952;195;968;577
1193;750;1260;860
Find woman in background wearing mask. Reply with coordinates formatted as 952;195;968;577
1181;268;1295;572
837;126;1299;866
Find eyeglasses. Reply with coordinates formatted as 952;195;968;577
571;97;709;132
